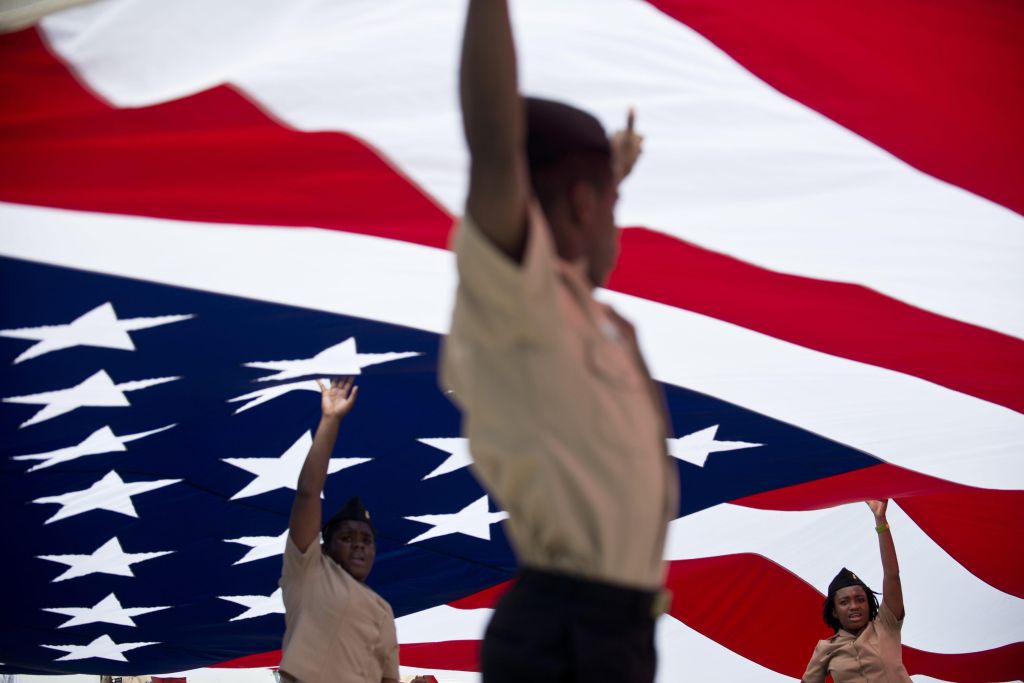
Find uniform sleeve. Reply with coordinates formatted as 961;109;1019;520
875;599;904;634
800;639;831;683
281;532;321;584
450;202;560;346
379;602;400;679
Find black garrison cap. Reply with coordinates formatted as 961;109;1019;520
322;495;374;539
525;97;610;173
827;567;871;596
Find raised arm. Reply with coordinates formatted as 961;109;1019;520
460;0;529;260
868;499;904;619
288;378;359;552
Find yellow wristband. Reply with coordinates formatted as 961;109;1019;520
875;522;890;534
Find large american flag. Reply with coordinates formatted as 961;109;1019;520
1;1;1021;680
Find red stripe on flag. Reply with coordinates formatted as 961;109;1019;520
898;488;1024;602
611;228;1024;414
449;578;514;609
0;29;453;249
666;554;833;678
664;554;1024;681
645;0;1024;215
902;644;1024;683
733;465;1024;599
399;640;481;672
731;463;961;511
210;649;280;668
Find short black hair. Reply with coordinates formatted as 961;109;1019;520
525;97;613;216
525;97;610;171
822;585;879;632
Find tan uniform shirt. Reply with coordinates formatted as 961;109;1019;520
279;536;399;683
801;602;912;683
441;205;679;591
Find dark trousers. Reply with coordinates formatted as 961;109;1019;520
481;568;658;682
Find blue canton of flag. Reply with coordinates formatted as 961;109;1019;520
2;256;885;674
0;257;513;674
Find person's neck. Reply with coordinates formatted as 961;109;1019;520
564;256;596;290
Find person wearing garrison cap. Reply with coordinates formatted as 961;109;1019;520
801;500;912;682
441;2;678;680
278;378;406;683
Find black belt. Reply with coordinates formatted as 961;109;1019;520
515;567;671;619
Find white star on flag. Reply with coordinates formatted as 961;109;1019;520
12;423;176;472
219;587;285;621
223;431;370;500
44;592;170;629
33;470;181;524
227;378;320;414
0;301;193;364
418;437;473;480
41;634;157;662
2;369;179;428
38;537;174;583
405;495;508;544
666;425;763;467
224;529;289;565
245;337;420;382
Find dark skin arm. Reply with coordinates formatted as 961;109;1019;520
460;0;645;265
460;0;530;262
868;499;904;619
288;377;358;552
289;381;433;683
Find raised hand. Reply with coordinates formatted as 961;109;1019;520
317;377;359;421
866;498;888;520
292;377;359;552
611;108;644;183
867;498;903;618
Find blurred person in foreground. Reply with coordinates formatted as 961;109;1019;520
441;2;679;680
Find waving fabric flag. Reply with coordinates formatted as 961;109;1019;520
1;1;1022;680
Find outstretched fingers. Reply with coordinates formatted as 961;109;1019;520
319;376;359;418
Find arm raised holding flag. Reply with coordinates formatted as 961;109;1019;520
802;500;911;683
288;377;359;554
444;2;677;681
459;0;529;262
278;378;403;683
